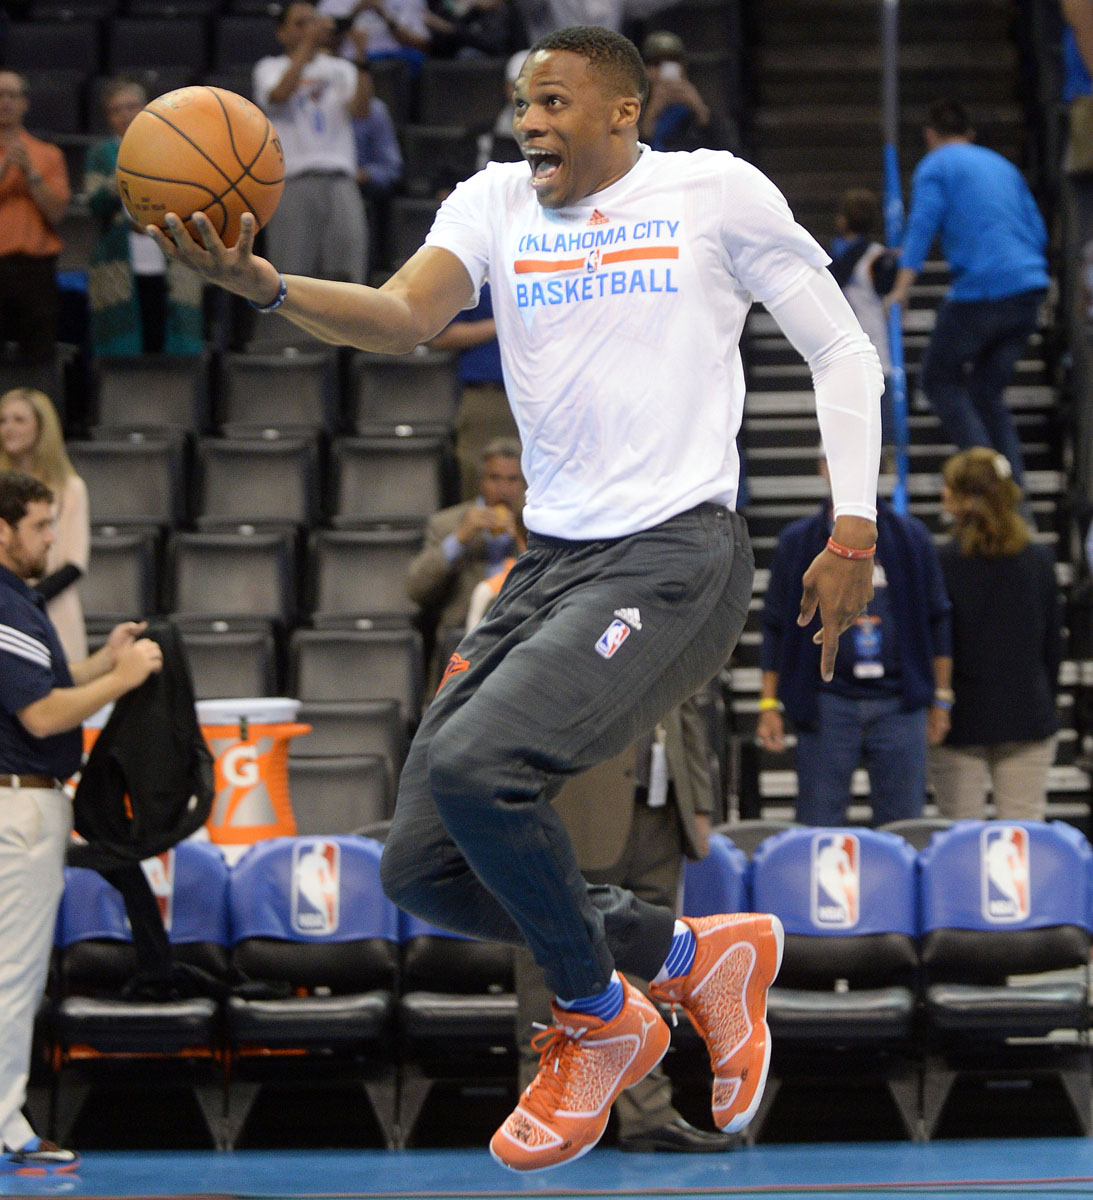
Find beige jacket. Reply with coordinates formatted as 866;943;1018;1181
554;697;715;871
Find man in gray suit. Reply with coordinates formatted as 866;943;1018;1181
513;693;735;1153
406;437;524;685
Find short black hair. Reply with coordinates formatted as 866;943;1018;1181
926;98;971;138
0;471;52;529
528;25;648;109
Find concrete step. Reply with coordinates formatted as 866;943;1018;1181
744;468;1067;505
758;43;1018;74
743;412;1054;449
744;442;1056;477
743;384;1057;416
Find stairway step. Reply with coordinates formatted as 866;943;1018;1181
744;412;1052;449
759;43;1017;73
744;382;1056;415
745;468;1066;503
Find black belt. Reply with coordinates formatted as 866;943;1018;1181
0;774;61;788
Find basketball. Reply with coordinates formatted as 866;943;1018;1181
116;85;284;247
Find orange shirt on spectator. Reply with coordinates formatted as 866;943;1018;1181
0;134;69;258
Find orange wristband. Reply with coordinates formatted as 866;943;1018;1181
825;537;876;561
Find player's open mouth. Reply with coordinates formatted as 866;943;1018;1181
526;150;562;187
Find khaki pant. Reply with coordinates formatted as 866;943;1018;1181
0;786;71;1151
930;736;1056;820
455;383;519;500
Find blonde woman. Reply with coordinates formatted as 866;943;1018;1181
0;389;88;661
932;447;1060;819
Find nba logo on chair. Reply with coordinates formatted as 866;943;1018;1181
980;825;1030;923
291;839;341;935
810;833;859;929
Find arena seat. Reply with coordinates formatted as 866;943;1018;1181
288;754;392;835
307;527;424;624
224;836;400;1149
395;910;517;1149
918;820;1093;1138
52;841;232;1147
330;434;449;528
748;827;922;1141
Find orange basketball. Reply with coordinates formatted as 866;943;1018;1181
117;85;284;247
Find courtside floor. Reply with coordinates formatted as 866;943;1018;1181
5;1141;1093;1200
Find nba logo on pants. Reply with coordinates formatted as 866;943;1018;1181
595;619;630;659
291;839;341;935
981;825;1030;922
810;833;860;929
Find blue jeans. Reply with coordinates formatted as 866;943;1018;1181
381;505;754;1000
919;289;1045;487
794;691;927;826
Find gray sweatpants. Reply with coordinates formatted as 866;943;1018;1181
0;786;71;1151
265;172;368;284
381;504;753;1000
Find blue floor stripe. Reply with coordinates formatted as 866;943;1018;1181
3;1141;1093;1200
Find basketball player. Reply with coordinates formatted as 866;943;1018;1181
153;26;883;1172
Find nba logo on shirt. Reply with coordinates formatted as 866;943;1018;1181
291;839;340;935
141;849;175;931
586;248;602;273
810;833;860;928
981;825;1030;922
595;618;630;659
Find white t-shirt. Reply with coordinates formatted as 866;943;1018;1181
318;0;429;57
425;146;833;539
252;53;358;177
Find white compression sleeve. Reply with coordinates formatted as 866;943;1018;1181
763;265;884;523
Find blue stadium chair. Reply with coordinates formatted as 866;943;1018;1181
918;820;1093;1138
53;840;232;1147
748;827;921;1141
395;909;516;1149
224;836;400;1149
682;832;749;916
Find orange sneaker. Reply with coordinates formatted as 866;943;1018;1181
490;975;670;1172
649;913;784;1133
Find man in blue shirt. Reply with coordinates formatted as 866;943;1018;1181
0;471;161;1173
887;99;1049;490
757;458;953;826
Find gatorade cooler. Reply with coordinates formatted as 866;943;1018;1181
196;698;311;859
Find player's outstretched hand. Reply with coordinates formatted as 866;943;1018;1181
149;210;282;308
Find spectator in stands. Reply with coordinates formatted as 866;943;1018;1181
886;99;1049;492
407;436;524;678
84;79;203;358
758;454;952;826
253;3;372;285
428;282;519;498
639;31;738;154
320;0;432;74
351;67;403;275
516;0;676;44
514;693;734;1154
0;388;87;664
829;189;897;444
476;49;531;169
931;447;1060;821
0;469;162;1175
0;70;69;367
426;0;526;59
